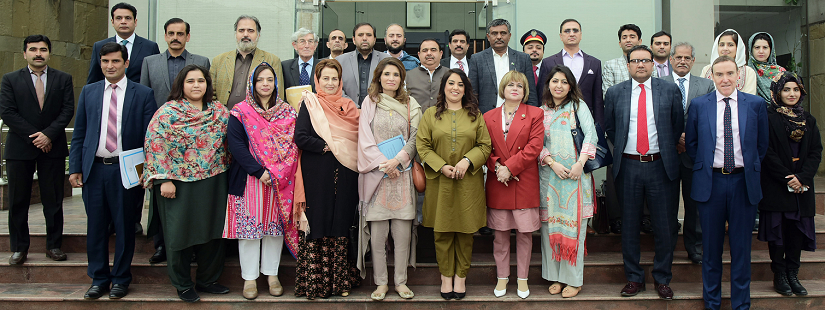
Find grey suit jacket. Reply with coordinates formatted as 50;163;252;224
336;50;390;107
604;77;684;181
663;73;715;167
468;47;538;113
282;57;316;92
140;50;210;107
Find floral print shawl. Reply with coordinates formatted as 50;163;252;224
143;99;230;186
748;32;787;104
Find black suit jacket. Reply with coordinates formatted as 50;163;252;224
282;57;316;92
538;50;604;126
86;35;160;84
440;55;471;69
0;67;75;160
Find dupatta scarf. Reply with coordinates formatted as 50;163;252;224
705;29;751;91
748;32;787;104
143;99;230;186
229;62;300;256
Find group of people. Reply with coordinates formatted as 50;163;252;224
0;2;818;310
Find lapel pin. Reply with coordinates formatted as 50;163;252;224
521;114;525;118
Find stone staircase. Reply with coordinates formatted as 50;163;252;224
0;193;823;309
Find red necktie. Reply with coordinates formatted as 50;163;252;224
533;65;539;85
457;60;465;72
636;84;649;155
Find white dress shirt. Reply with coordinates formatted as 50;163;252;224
673;72;691;109
562;49;585;82
492;50;509;108
96;75;128;157
624;78;659;155
712;90;744;168
450;55;469;76
533;60;543;83
28;65;47;90
116;33;136;61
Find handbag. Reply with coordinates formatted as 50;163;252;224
571;102;613;173
408;102;426;193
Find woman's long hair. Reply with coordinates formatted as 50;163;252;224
541;65;583;110
367;57;409;105
434;69;480;122
167;64;213;103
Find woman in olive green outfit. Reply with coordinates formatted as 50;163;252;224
416;69;491;300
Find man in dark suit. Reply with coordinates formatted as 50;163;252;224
1;35;74;265
605;45;683;300
282;28;318;92
663;42;715;265
539;18;604;125
685;56;768;310
469;19;537;113
139;17;209;264
441;29;470;76
69;43;157;300
86;2;160;84
651;31;673;78
336;22;390;106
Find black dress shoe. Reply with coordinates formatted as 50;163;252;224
9;252;27;265
178;288;200;302
773;271;793;296
688;253;702;264
454;291;466;300
478;227;493;235
440;291;455;300
149;246;166;264
641;217;653;234
84;285;109;299
196;282;230;294
787;269;807;296
46;248;67;261
610;220;622;234
109;284;128;299
135;223;144;235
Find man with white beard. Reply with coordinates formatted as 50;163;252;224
211;15;283;109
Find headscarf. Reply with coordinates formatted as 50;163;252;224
142;98;230;186
292;61;360;228
748;32;787;104
709;29;747;67
225;62;300;256
770;72;807;142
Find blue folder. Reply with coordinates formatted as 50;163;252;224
376;134;412;178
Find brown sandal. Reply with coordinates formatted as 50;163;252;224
549;282;564;295
562;285;581;298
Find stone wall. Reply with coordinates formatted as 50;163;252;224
805;21;825;174
0;0;110;114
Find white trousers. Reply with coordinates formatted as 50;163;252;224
238;236;284;280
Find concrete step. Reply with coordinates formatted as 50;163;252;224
2;250;824;287
4;214;824;255
0;281;822;309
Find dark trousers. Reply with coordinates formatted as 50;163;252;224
6;157;65;252
167;238;225;291
617;158;677;285
678;164;702;255
767;216;804;273
698;172;755;310
606;165;651;223
83;162;141;286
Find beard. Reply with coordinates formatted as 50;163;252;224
387;44;404;54
237;38;258;53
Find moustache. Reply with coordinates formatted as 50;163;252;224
494;40;504;44
33;57;45;61
171;40;182;45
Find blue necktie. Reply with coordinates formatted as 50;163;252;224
678;78;687;110
723;97;734;172
299;62;310;86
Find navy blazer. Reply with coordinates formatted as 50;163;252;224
685;90;768;205
468;47;538;113
86;35;161;84
538;50;604;126
604;77;684;181
282;57;316;92
69;79;157;182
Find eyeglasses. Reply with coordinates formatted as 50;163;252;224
628;59;653;64
563;28;580;34
294;39;317;46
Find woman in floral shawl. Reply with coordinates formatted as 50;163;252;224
222;63;299;300
142;64;231;302
748;32;787;104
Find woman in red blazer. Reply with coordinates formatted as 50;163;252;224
483;71;544;299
